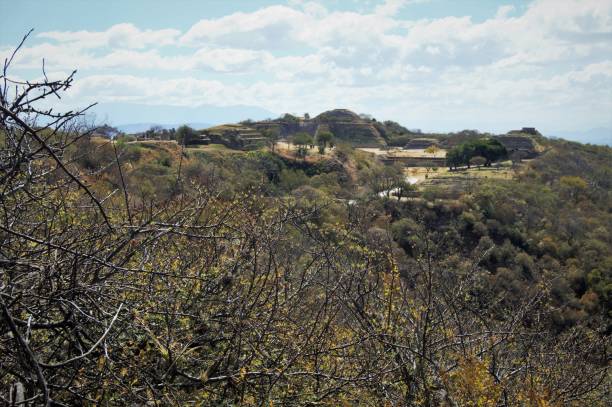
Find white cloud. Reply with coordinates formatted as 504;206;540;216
38;23;180;49
180;5;305;49
495;5;515;19
191;48;271;72
375;0;428;16
374;0;409;16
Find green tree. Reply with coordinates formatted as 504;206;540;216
292;132;313;158
446;148;462;170
560;175;588;202
316;131;333;154
424;144;440;158
446;138;507;169
263;127;281;152
478;139;507;165
470;155;487;169
175;125;198;146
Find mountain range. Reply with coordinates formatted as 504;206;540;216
546;127;612;146
89;102;276;131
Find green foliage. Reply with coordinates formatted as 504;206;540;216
262;127;281;151
447;138;508;169
175;124;198;145
292;132;314;158
469;155;487;168
115;134;136;143
2;63;610;405
281;113;300;122
316;130;333;154
279;169;309;191
559;175;588;201
424;144;441;157
5;129;611;405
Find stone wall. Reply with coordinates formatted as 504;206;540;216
381;156;447;167
404;138;439;149
496;135;538;158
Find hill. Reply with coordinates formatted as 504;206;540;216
5;115;611;405
314;109;386;146
251;108;386;147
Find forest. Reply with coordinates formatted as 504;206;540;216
1;48;610;406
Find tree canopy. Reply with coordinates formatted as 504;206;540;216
175;124;198;145
292;132;313;157
316;130;333;154
447;138;508;169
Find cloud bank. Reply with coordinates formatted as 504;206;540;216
1;0;611;132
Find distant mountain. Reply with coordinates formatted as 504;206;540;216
546;127;612;146
117;122;213;134
89;102;277;130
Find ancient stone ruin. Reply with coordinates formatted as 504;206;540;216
404;138;439;149
251;109;386;147
496;133;539;159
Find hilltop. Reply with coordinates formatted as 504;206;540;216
251;109;387;147
118;109;553;162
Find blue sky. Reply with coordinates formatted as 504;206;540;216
1;0;611;137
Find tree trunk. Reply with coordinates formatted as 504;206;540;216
11;382;25;407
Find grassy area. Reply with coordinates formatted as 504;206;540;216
405;162;515;183
205;124;251;131
186;143;245;154
401;163;517;202
358;147;447;158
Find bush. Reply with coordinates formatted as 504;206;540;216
279;169;309;192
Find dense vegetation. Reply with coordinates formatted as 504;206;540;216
446;139;509;170
1;57;610;406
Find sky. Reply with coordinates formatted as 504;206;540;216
1;0;612;137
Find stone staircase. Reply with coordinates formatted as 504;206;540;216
200;124;265;149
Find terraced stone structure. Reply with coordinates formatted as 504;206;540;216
188;134;211;146
404;138;439;149
200;124;266;149
252;109;386;147
496;134;538;159
314;109;385;146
